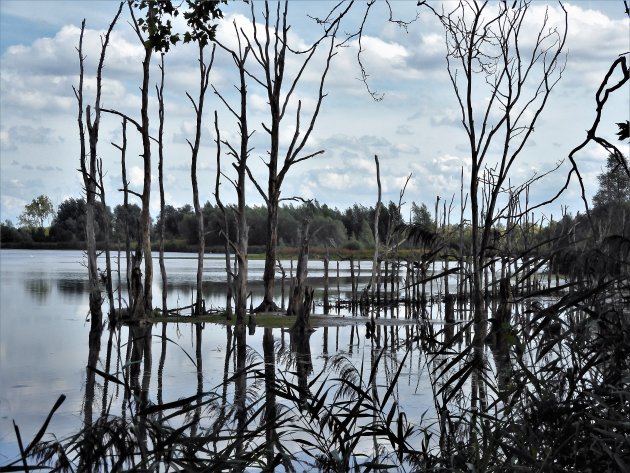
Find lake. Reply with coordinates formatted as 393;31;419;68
0;249;442;466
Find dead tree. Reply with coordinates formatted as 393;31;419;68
213;24;252;325
132;4;154;317
242;1;353;312
97;159;115;316
367;155;382;298
427;0;567;332
214;116;233;320
102;3;155;317
112;119;132;308
290;287;315;334
187;43;216;315
287;219;311;316
74;4;123;323
103;2;181;317
156;55;168;315
424;0;568;441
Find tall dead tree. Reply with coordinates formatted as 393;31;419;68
97;159;115;316
112;118;132;308
368;155;382;296
133;4;154;317
424;0;568;437
214;115;234;320
156;54;168;315
427;0;567;331
103;3;156;317
214;23;252;325
187;44;216;315
106;1;206;316
242;1;353;312
74;4;123;324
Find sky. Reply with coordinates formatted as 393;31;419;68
0;0;628;227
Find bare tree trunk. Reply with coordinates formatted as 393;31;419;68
75;5;122;323
214;121;232;319
287;219;310;316
261;198;280;311
112;119;132;308
245;1;351;312
291;287;315;334
139;40;153;317
98;159;115;317
214;33;251;325
188;44;215;315
76;31;99;326
368;155;382;296
156;55;168;315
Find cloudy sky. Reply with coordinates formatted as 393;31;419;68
0;1;628;226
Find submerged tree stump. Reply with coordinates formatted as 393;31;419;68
287;219;311;316
130;250;145;320
290;287;315;334
488;277;513;347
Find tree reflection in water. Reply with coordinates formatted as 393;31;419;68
263;327;278;468
290;329;313;409
11;293;627;472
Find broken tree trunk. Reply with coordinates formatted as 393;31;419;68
287;219;310;316
290;287;315;334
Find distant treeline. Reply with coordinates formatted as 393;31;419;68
2;195;628;261
0;198;427;251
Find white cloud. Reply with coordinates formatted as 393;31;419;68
0;195;27;222
0;0;626;224
0;129;15;151
128;166;145;187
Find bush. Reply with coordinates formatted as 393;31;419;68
344;239;362;251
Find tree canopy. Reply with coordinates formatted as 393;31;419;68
18;195;54;229
592;154;630;209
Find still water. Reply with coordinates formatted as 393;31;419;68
0;249;436;464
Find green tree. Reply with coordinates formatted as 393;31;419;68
50;197;112;242
112;204;142;243
18;195;54;229
411;202;434;230
358;219;375;247
592;154;630;209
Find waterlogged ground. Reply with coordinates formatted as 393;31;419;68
0;249;449;464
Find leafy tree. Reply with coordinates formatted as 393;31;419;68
310;215;348;247
592;154;630;209
50;197;112;242
278;210;300;246
112;204;142;243
18;195;54;229
357;219;375;247
0;222;30;244
154;204;181;240
342;204;371;240
411;202;434;230
50;198;86;242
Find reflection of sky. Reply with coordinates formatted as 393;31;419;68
0;249;437;463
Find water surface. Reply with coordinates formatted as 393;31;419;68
0;249;435;463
